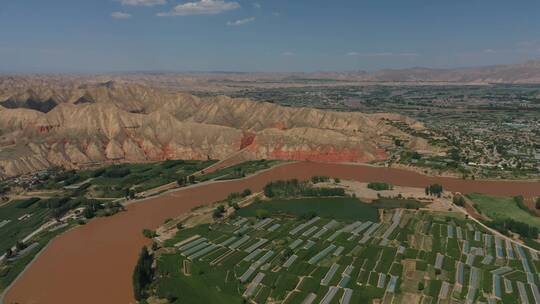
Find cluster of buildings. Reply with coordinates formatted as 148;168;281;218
436;117;540;176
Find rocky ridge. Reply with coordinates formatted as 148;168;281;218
0;81;431;177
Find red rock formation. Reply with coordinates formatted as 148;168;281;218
240;132;256;149
0;83;430;177
269;145;381;163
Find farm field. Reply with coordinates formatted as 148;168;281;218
0;198;73;292
195;160;285;182
44;159;217;198
467;193;540;230
235;197;379;222
5;161;540;304
0;199;51;255
0;159;286;294
151;199;540;304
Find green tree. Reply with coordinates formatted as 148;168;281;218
16;241;26;251
242;188;252;197
213;205;226;219
83;206;95;219
142;229;156;239
536;197;540;210
132;246;153;300
176;176;187;186
452;195;465;207
426;184;443;197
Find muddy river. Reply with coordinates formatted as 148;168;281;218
4;162;540;304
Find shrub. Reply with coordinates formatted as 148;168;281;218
132;246;153;300
83;207;95;219
311;176;330;184
104;166;131;178
16;241;26;251
213;205;226;219
452;195;465;207
142;229;156;239
367;182;393;191
513;195;534;215
176;176;187;186
16;197;41;209
242;188;252;197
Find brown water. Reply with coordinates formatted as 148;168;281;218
5;162;540;304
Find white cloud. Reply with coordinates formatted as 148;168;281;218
227;17;255;26
281;51;295;56
157;0;240;17
516;40;534;47
120;0;166;6
347;52;418;57
371;52;393;56
399;53;418;57
111;11;132;19
253;3;261;9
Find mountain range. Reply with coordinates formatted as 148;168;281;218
0;80;431;177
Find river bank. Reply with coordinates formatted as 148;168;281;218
4;161;540;304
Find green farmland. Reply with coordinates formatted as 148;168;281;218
236;197;379;222
148;198;540;304
467;193;540;230
195;160;284;182
51;159;217;198
0;159;286;294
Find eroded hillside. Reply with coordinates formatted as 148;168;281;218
0;80;433;177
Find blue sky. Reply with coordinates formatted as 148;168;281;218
0;0;539;72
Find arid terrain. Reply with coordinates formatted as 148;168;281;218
3;60;540;179
0;79;434;177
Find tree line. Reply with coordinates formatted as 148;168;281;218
263;179;346;198
425;184;443;197
367;182;393;191
487;218;539;239
133;246;154;301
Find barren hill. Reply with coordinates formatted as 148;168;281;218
0;81;431;177
2;60;540;97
